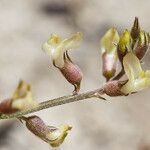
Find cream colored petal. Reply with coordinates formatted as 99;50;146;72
134;77;150;92
11;81;37;110
11;91;37;110
53;32;83;68
47;34;61;45
121;76;150;94
46;125;72;147
42;34;61;55
146;70;150;78
42;42;53;55
121;80;134;94
118;29;131;53
101;28;119;53
11;99;24;110
123;52;142;80
62;32;83;50
121;52;143;94
12;80;31;99
121;53;150;94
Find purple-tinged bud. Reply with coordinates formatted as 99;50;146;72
22;116;72;147
56;52;83;94
100;28;119;81
103;80;126;96
0;99;17;114
134;31;150;60
131;17;140;42
0;80;36;114
102;52;117;81
24;116;52;141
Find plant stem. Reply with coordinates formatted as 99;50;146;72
0;88;104;120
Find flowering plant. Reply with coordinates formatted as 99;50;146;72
0;17;150;148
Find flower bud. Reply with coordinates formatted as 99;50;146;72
59;52;83;94
42;32;83;94
100;28;119;81
134;31;150;60
0;80;36;114
103;80;126;96
117;30;131;64
131;17;140;42
23;116;72;147
102;52;117;81
12;80;31;100
0;99;17;114
11;80;37;110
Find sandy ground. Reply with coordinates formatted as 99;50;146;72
0;0;150;150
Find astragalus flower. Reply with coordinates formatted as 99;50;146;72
101;28;119;81
42;33;83;94
0;80;37;113
121;52;150;94
134;30;150;60
23;116;72;147
131;17;140;43
117;29;131;64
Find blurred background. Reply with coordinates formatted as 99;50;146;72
0;0;150;150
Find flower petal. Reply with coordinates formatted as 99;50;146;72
118;29;131;53
11;80;37;110
42;34;61;55
134;75;150;91
101;28;119;53
101;28;119;80
46;125;72;147
53;32;83;68
123;52;142;80
121;52;150;94
61;32;83;51
146;70;150;78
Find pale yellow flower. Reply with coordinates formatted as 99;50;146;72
101;28;119;54
118;29;131;53
121;52;150;94
42;32;83;68
46;125;72;147
100;28;119;80
11;80;37;110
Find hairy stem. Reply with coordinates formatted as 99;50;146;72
0;88;104;120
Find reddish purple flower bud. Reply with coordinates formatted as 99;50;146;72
103;80;125;96
131;17;140;42
102;52;117;81
59;52;83;94
24;116;51;141
100;28;119;81
22;116;72;147
0;99;17;114
134;31;150;60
